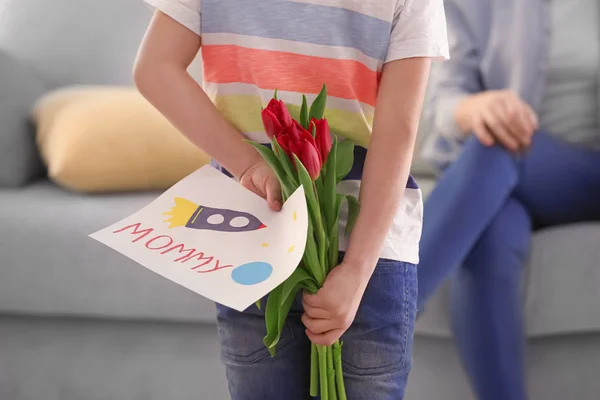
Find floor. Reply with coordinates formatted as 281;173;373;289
0;315;474;400
0;315;229;400
3;315;600;400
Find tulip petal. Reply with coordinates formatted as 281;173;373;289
261;108;283;139
265;98;293;128
312;118;333;163
299;141;322;180
276;100;293;128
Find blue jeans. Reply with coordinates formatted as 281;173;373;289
418;132;600;400
216;259;418;400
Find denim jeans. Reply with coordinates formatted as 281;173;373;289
216;258;418;400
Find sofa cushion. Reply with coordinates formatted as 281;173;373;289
33;86;210;193
0;180;217;323
416;223;600;338
0;51;46;186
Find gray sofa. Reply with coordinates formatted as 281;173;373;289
1;1;599;400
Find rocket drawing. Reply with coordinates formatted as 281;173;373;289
163;197;267;233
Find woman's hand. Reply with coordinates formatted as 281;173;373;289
239;160;282;212
455;90;539;151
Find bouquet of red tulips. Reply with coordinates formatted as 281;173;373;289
249;86;359;400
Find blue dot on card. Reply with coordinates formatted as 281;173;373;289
231;262;273;286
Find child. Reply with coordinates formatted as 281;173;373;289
135;1;448;398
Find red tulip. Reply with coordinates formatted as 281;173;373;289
276;120;322;180
276;134;295;159
277;122;305;150
295;120;318;144
310;118;332;163
261;108;283;139
261;99;293;138
297;140;322;180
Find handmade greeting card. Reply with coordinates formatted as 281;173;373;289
90;165;308;311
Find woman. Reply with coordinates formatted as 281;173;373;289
418;0;600;399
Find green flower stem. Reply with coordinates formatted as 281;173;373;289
310;343;319;397
282;188;291;202
327;346;337;400
317;235;327;281
294;158;327;284
315;173;324;196
307;214;327;285
333;341;347;400
304;229;325;285
328;225;339;273
311;184;328;283
318;345;329;400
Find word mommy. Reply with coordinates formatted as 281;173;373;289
113;223;232;274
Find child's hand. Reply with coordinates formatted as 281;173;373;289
239;160;282;211
301;262;370;346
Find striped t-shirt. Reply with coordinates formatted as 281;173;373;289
145;0;449;264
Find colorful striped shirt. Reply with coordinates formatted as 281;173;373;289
145;0;449;263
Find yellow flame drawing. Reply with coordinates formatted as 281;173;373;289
163;197;199;228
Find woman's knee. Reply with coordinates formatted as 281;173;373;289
463;200;531;280
461;136;518;163
438;136;520;192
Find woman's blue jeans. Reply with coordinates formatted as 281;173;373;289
417;132;600;400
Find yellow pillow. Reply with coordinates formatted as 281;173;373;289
33;86;210;193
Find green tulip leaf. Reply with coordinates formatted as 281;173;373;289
322;137;338;233
315;174;324;196
295;157;328;282
328;193;345;268
336;140;355;182
300;95;309;130
309;85;327;121
303;222;324;284
272;138;299;187
255;299;262;311
345;194;360;236
266;284;298;357
270;267;322;355
294;155;321;221
280;268;319;307
263;284;283;356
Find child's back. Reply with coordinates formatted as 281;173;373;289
157;0;447;263
138;1;448;398
201;0;395;146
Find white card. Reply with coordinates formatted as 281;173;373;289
90;165;308;311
